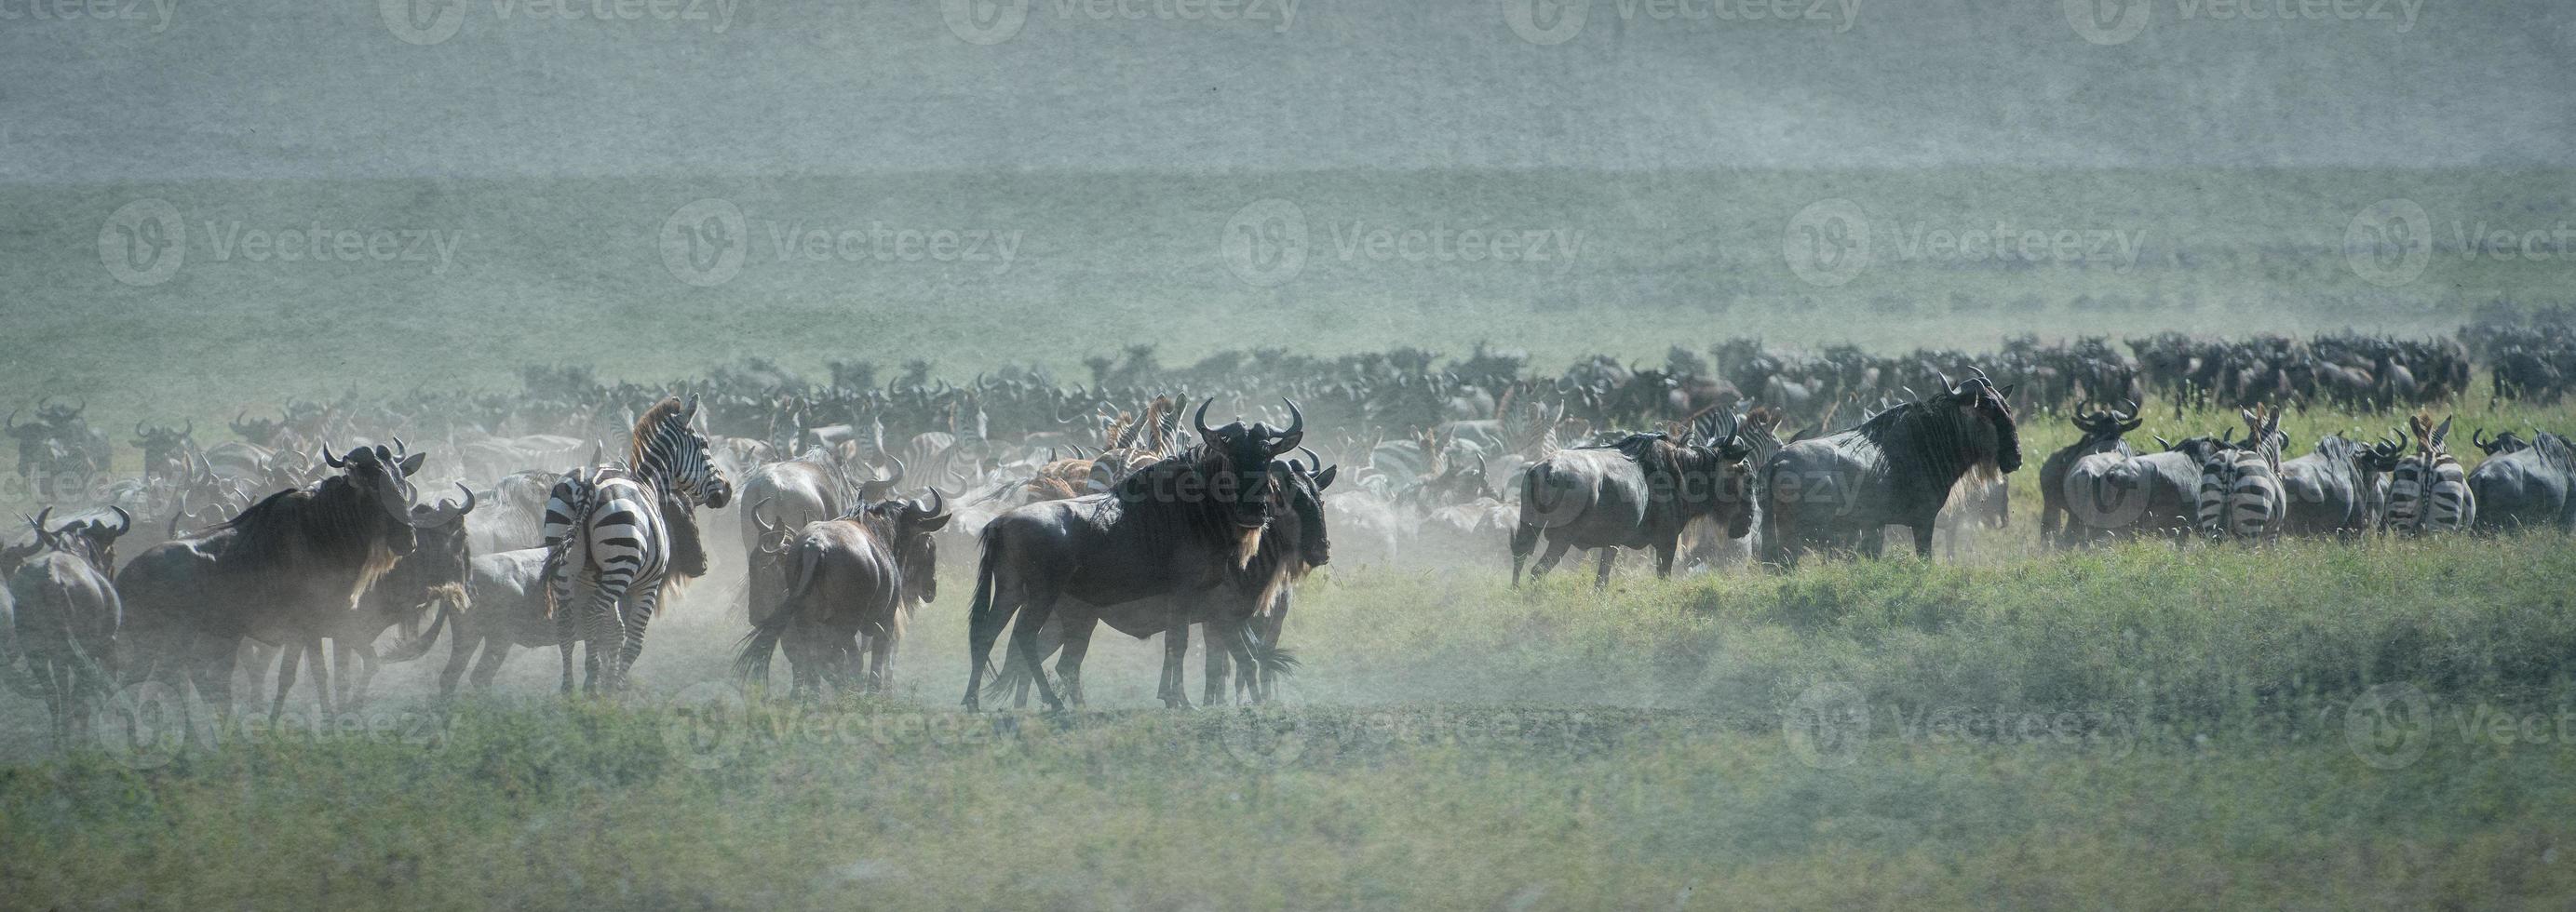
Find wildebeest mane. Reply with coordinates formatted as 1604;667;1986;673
217;477;390;577
661;489;708;581
1851;397;2004;489
1103;443;1264;567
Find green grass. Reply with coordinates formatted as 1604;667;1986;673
7;535;2576;909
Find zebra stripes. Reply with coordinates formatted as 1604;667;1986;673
542;396;733;691
2196;408;2287;543
2383;415;2475;534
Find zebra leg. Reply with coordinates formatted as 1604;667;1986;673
582;581;624;694
614;584;663;692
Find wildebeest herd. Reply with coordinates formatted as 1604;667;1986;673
6;321;2576;740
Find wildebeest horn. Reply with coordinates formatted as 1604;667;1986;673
106;506;131;538
424;483;475;525
881;454;905;488
2152;435;2171;451
1194;396;1217;441
322;443;347;468
751;498;780;535
2474;427;2490;449
1272;398;1304;452
1298;445;1321;472
30;507;52;538
915;488;946;517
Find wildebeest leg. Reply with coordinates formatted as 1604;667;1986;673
1652;542;1678;579
438;625;477;699
1510;521;1543;587
1912;523;1936;558
1593;548;1616;590
473;641;511;690
1160;622;1193;710
1055;617;1096;708
1529;535;1573;581
1203;620;1232;707
1009;595;1066;711
1858;528;1884;559
1252;593;1290;702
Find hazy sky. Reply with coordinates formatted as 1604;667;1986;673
3;0;2567;181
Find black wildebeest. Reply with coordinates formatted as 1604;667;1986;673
117;442;450;718
961;397;1305;711
2467;429;2575;531
2037;401;2140;547
7;508;128;745
1511;408;1756;586
735;490;951;696
1760;372;2022;562
991;451;1336;709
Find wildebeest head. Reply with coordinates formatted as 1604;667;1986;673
868;489;952;605
1191;397;1306;530
318;440;438;554
2068;400;2142;439
1276;450;1339;569
133;420;195;476
26;505;128;574
231;409;287;447
1941;369;2023;474
373;485;476;661
2472;427;2530;457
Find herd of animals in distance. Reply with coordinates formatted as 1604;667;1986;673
6;318;2576;740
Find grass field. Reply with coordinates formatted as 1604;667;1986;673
8;167;2576;908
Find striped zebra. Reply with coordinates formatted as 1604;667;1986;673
543;395;733;691
2382;414;2475;534
2196;407;2287;543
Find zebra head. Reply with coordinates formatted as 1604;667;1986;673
634;395;735;509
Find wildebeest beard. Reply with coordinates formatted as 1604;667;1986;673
1107;447;1275;570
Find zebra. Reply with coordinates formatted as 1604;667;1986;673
2196;407;2287;543
543;395;733;691
2382;414;2474;535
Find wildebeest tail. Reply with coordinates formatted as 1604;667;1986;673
964;527;1006;683
733;541;823;685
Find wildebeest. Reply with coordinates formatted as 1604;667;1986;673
2058;433;2232;544
2383;414;2475;534
117;442;447;717
543;396;732;691
2467;428;2574;531
2037;402;2140;547
736;449;902;623
1760;371;2022;562
735;490;951;696
2196;408;2287;543
961;397;1305;711
2278;431;2406;537
327;485;477;707
1511;408;1755;586
436;547;557;697
7;508;128;745
991;451;1336;708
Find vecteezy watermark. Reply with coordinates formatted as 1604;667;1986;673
1504;0;1857;46
655;197;1025;288
941;0;1300;45
2340;684;2576;771
2341;198;2576;288
99;198;470;287
1784;682;2142;770
379;0;746;47
1218;197;1586;288
85;681;455;770
0;0;178;34
2063;0;2421;47
1782;198;2149;288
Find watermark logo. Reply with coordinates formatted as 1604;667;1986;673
1783;198;1869;288
1784;198;2149;288
1783;680;1867;769
663;679;749;771
1221;197;1308;288
942;0;1028;44
2063;0;2150;45
88;681;190;770
2344;681;2429;770
1508;0;1856;44
99;197;184;287
659;197;749;287
2343;197;2431;288
381;0;467;45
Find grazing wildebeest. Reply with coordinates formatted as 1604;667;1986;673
2382;414;2474;534
2467;429;2576;531
117;442;441;718
2038;402;2140;547
991;451;1336;708
7;508;128;745
734;490;951;697
736;449;901;623
2278;431;2405;537
543;396;732;692
1511;408;1756;586
2196;408;2287;543
961;397;1305;711
1760;372;2022;563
